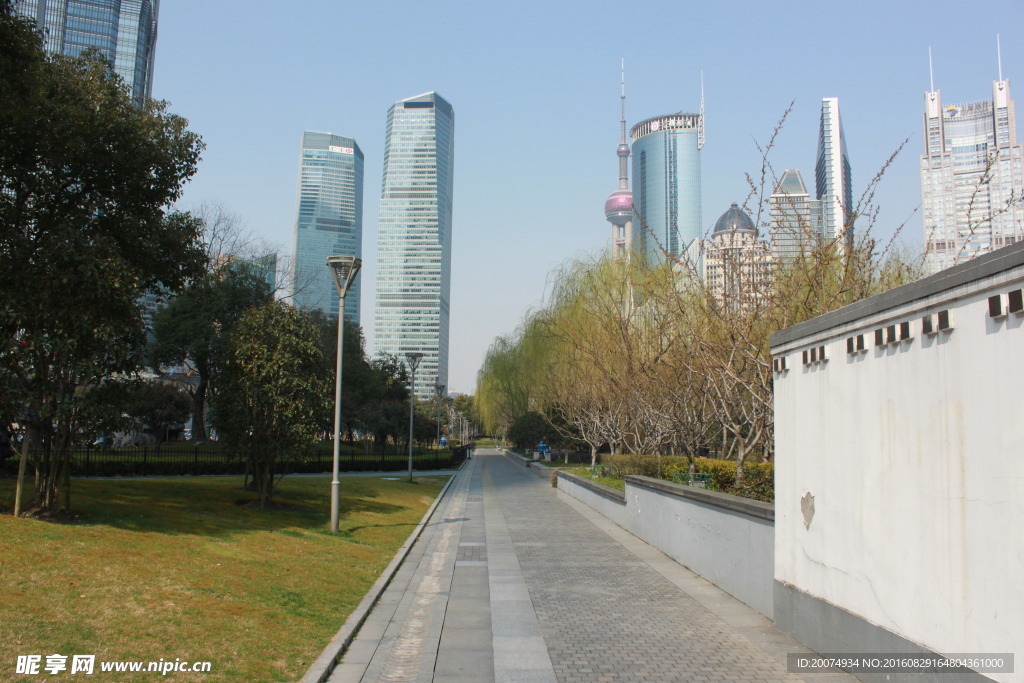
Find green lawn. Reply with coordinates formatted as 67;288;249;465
563;467;626;490
0;474;447;681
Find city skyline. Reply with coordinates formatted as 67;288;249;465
13;0;159;102
153;0;1023;394
374;92;455;401
290;131;365;322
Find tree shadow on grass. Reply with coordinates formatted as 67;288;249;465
0;475;450;539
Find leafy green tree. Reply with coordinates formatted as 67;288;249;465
450;393;481;440
150;266;272;440
0;4;205;513
308;313;386;442
123;382;191;445
412;400;439;446
360;355;410;447
212;301;328;508
506;411;552;450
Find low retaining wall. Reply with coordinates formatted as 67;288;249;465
558;471;774;617
500;449;558;479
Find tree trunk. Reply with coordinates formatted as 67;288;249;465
13;429;32;516
589;444;598;470
252;456;276;509
63;427;73;505
191;377;208;441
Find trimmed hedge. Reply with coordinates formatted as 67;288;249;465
600;453;774;503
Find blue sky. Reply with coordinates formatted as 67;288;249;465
155;0;1023;394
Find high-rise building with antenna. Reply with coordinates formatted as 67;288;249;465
921;39;1023;274
605;61;634;261
630;79;705;264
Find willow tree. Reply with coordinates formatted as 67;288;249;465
475;311;551;438
535;257;641;464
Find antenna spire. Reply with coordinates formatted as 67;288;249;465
698;71;705;150
619;58;627;145
998;34;1003;82
929;47;935;92
615;59;629;190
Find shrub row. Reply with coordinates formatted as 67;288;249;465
600;453;774;503
0;448;468;479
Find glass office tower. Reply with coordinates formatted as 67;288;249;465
14;0;159;102
375;92;455;400
630;111;703;263
291;131;364;322
921;78;1023;274
815;97;853;250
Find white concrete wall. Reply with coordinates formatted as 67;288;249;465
556;473;629;528
558;472;774;617
624;481;774;617
772;255;1024;680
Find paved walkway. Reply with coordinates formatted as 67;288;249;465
329;450;852;682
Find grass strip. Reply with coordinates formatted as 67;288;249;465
0;474;447;681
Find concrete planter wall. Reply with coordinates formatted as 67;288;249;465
558;471;774;617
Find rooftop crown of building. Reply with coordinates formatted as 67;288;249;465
713;203;755;235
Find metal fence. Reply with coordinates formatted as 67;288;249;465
1;442;468;478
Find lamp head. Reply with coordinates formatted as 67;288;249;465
405;352;424;372
326;255;362;298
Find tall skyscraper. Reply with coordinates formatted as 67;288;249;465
291;131;364;322
13;0;159;102
815;98;853;250
770;169;824;262
921;66;1023;274
605;62;634;260
375;92;455;400
630;94;704;264
815;98;856;250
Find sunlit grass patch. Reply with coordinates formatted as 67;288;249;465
0;475;447;681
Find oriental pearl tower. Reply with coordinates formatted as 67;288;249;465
605;61;634;261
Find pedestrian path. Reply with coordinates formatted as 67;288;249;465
328;450;852;682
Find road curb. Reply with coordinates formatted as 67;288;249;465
300;472;459;683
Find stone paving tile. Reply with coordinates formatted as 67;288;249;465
484;454;827;682
333;452;851;682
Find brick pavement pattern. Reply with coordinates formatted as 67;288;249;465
485;453;805;682
331;451;851;682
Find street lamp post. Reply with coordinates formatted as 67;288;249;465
433;380;445;453
327;255;361;534
405;352;424;482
